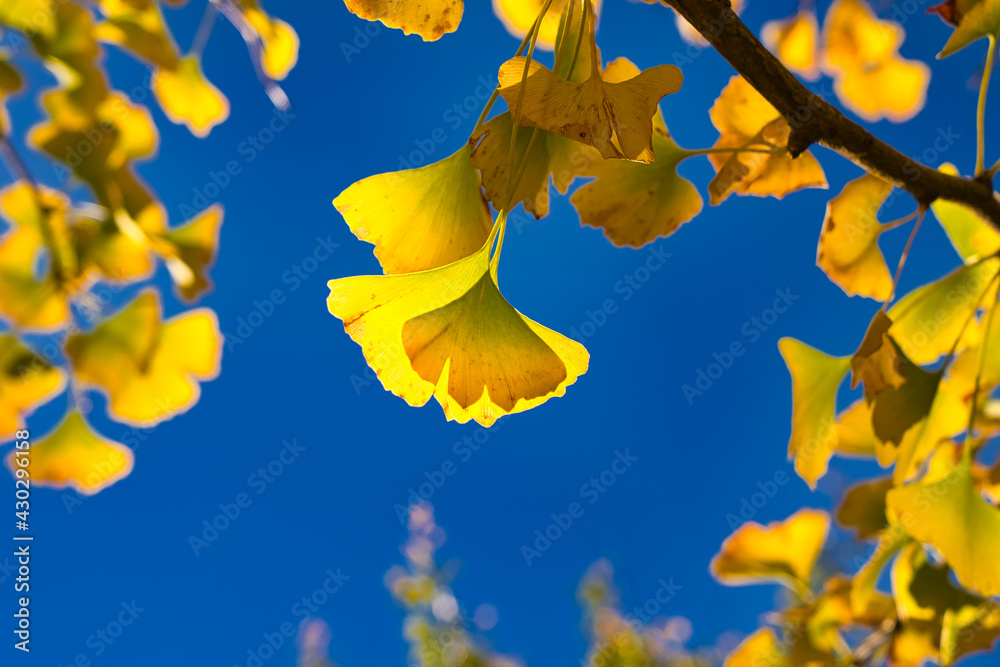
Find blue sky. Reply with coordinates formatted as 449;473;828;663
3;0;999;665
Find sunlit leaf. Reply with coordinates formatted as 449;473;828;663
492;0;601;51
5;411;132;494
762;11;820;80
327;223;589;426
931;164;1000;263
66;290;223;426
817;173;894;300
708;76;827;204
152;56;229;138
939;0;1000;56
851;311;905;400
335;145;491;273
239;0;299;80
821;0;930;122
837;476;893;539
711;508;830;590
343;0;463;41
724;628;789;667
778;338;850;488
0;335;65;440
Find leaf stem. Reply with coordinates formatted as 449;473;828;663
885;207;925;304
472;12;541;134
963;271;1000;466
975;35;996;176
190;2;219;58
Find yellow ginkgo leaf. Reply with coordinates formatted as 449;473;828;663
848;526;909;619
762;11;821;80
778;338;851;489
711;508;830;590
66;290;223;426
851;311;905;401
5;412;132;495
837;476;893;539
471;112;596;218
932;164;1000;263
835;398;878;458
343;0;463;41
570;57;702;247
888;461;1000;596
888;258;998;365
0;182;85;330
708;76;827;204
492;0;601;51
939;0;1000;56
93;0;182;70
821;0;930;122
327;222;589;426
241;3;299;80
0;335;65;440
724;628;789;667
497;24;683;162
817;173;894;300
152;56;229;138
158;204;224;302
336;145;491;273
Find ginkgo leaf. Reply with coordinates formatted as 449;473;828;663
335;145;491;273
851;311;905;403
66;290;223;426
868;345;941;447
492;0;601;51
0;56;22;134
239;1;299;80
0;182;85;330
779;338;851;489
835;398;878;458
327;222;589;426
932;164;1000;263
471;112;595;218
888;462;1000;596
890;375;967;484
724;628;789;667
94;0;182;70
496;30;683;162
158;205;224;302
708;76;827;204
711;508;830;590
0;335;65;440
152;56;229;138
817;173;894;300
821;0;930;122
570;57;702;247
849;526;909;617
5;412;132;494
762;11;820;80
939;0;1000;56
888;258;998;365
837;476;893;539
343;0;463;41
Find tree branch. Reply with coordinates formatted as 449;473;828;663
666;0;1000;227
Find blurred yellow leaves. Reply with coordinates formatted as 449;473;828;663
6;412;132;494
821;0;929;122
492;0;601;51
725;629;789;667
888;461;1000;597
66;290;222;426
152;56;229;138
497;50;683;162
335;146;492;273
762;11;820;80
712;509;830;592
328;224;589;426
932;164;1000;263
817;173;894;301
239;0;299;80
708;76;826;205
343;0;462;41
0;335;65;440
779;338;850;488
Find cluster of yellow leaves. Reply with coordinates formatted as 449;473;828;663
0;0;293;494
763;0;930;123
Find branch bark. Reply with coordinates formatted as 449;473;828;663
666;0;1000;227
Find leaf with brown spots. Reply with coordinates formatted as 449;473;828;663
343;0;463;41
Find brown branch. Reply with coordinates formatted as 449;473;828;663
666;0;1000;227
